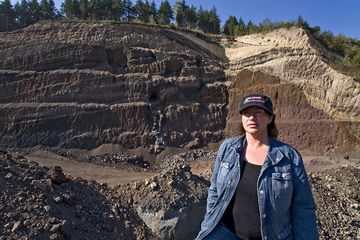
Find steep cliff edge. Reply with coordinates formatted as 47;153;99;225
224;27;360;154
0;22;227;151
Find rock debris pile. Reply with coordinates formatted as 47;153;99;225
309;165;360;240
0;150;157;240
115;161;209;240
160;149;216;171
1;148;360;240
85;153;150;169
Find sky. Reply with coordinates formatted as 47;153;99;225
11;0;360;40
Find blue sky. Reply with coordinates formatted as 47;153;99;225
11;0;360;39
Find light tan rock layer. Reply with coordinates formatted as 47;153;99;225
224;27;360;123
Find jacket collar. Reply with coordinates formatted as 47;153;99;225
230;135;284;165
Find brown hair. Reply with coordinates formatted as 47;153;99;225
239;113;279;139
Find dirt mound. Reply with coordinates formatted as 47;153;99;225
115;161;209;240
0;150;157;240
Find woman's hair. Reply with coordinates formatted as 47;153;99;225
239;113;279;139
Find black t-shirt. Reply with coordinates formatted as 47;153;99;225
221;161;262;240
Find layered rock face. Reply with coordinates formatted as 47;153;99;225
0;22;227;151
0;24;359;155
224;28;360;153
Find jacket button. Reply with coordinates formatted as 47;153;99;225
259;190;264;195
262;214;266;218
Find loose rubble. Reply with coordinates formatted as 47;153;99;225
309;166;360;240
0;150;157;240
115;161;209;240
1;149;360;240
85;153;150;169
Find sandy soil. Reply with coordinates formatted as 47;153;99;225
25;150;157;187
24;147;359;189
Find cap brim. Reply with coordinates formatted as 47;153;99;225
240;103;273;114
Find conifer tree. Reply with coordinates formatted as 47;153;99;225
122;0;133;20
186;5;197;29
234;17;246;35
246;20;256;34
223;15;238;35
14;0;32;28
111;0;123;20
61;0;73;18
174;0;187;27
142;0;151;23
158;0;173;25
29;0;41;23
133;0;144;22
148;0;157;24
0;0;17;31
79;0;88;19
40;0;56;20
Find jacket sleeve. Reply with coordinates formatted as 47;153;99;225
206;140;228;213
291;151;319;240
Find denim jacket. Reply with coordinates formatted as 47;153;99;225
196;136;319;240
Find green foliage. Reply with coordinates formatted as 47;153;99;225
174;0;186;27
0;0;17;31
198;6;220;34
40;0;56;20
223;16;237;35
14;0;33;28
186;5;197;29
158;0;172;25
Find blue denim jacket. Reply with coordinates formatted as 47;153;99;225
196;136;319;240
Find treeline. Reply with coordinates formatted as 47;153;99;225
0;0;359;66
0;0;221;34
0;0;59;31
223;15;309;36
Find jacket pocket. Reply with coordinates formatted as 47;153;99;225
217;161;234;184
272;172;293;199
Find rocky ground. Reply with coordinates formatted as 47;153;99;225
1;149;360;240
0;150;157;240
310;166;360;239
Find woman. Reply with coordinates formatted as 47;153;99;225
196;94;319;240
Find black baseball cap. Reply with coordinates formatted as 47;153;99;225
239;94;273;114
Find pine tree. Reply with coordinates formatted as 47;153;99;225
142;0;151;23
197;6;207;32
0;0;17;31
133;0;144;22
186;5;197;29
174;0;187;28
158;0;173;25
223;15;238;35
29;0;41;23
246;20;256;34
73;0;80;18
208;6;220;34
234;17;246;36
111;0;123;20
40;0;56;20
122;0;133;21
148;0;157;24
79;0;88;19
61;0;73;18
14;0;32;28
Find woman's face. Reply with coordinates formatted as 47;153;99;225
241;106;273;137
